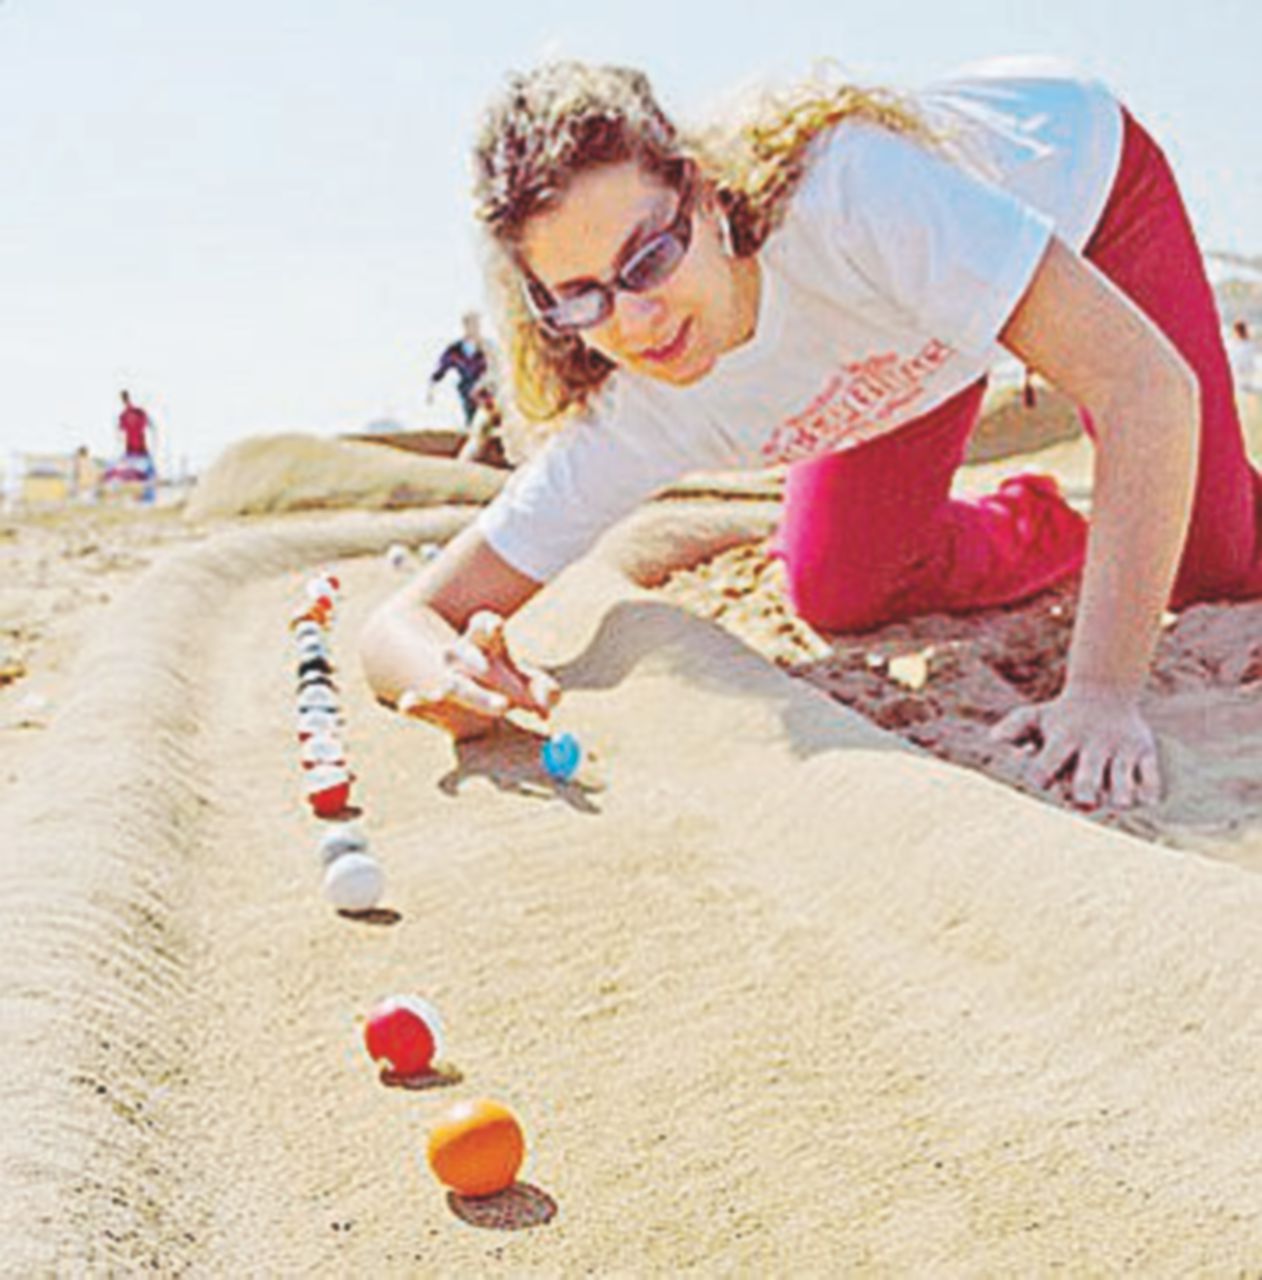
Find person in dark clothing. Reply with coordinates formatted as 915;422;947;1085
428;312;497;427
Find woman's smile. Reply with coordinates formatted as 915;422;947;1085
638;317;693;366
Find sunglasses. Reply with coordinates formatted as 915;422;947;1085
522;162;697;334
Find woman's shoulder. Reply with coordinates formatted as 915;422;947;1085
788;116;938;233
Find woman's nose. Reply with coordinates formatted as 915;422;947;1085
612;290;669;339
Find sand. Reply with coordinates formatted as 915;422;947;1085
1;407;1260;1273
658;528;1262;864
185;433;506;520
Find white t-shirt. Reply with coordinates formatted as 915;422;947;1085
478;57;1124;583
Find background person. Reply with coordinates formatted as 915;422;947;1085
427;312;505;464
117;390;155;463
427;312;496;423
107;390;158;503
71;445;99;503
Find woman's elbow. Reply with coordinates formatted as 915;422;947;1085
1163;344;1201;418
1101;346;1200;456
1165;352;1202;461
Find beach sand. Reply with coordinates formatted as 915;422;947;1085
1;410;1260;1273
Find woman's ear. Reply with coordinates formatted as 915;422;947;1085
704;183;737;257
699;183;735;257
716;202;736;257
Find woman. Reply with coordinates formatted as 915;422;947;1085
361;57;1262;811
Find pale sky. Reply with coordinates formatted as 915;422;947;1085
1;0;1258;469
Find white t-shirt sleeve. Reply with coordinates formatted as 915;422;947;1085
801;123;1055;355
475;407;690;583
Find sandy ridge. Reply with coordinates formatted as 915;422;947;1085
1;502;1259;1273
0;509;472;1274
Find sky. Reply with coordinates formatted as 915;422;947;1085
1;0;1258;470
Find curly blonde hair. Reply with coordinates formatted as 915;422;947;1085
472;61;936;427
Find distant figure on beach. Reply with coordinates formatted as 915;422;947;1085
363;56;1262;813
427;312;504;462
118;390;155;461
1225;319;1256;394
71;446;99;503
427;312;498;426
106;390;158;502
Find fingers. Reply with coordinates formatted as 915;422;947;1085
1135;748;1163;807
465;610;509;661
447;671;509;717
1091;745;1163;811
1020;738;1161;811
398;671;508;721
1025;731;1078;791
398;680;455;718
521;663;561;714
1105;751;1139;810
463;612;560;716
1070;746;1111;809
447;637;491;679
989;704;1042;747
1101;741;1155;810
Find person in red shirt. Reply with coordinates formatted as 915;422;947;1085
118;390;153;458
110;390;158;502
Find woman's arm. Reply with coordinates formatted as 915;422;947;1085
995;235;1200;804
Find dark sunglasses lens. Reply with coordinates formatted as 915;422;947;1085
524;272;610;331
547;287;611;332
621;232;687;293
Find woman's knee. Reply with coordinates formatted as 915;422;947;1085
780;551;903;633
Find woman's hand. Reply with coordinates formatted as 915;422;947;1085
359;526;552;742
989;686;1161;810
397;609;560;741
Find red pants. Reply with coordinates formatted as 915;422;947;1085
774;109;1262;632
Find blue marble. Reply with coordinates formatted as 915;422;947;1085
541;732;583;782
